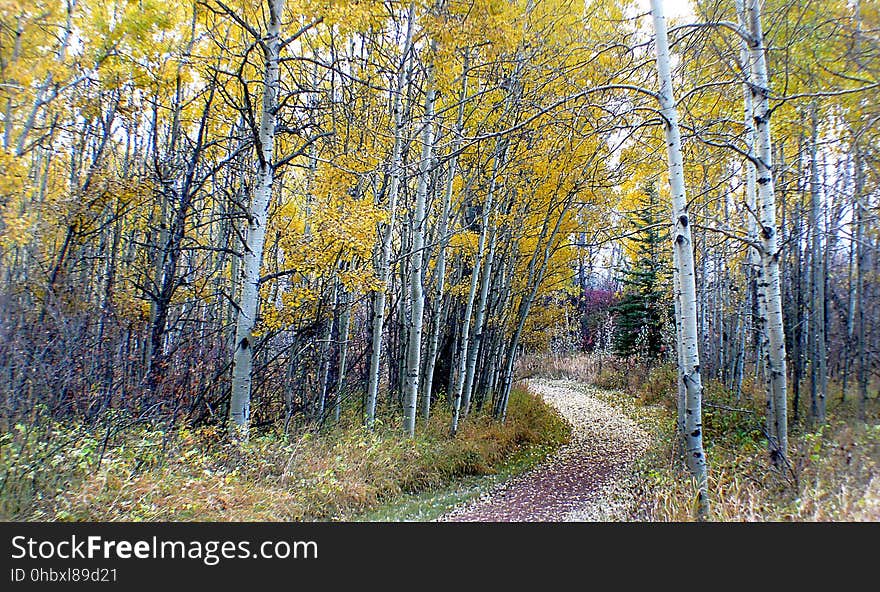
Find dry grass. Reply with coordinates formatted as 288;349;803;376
1;387;569;521
523;353;880;521
631;368;879;522
634;416;880;521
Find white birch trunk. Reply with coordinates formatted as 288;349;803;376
671;238;687;443
746;0;788;459
650;0;709;518
229;0;284;436
449;200;485;435
462;199;497;417
736;0;773;441
365;5;415;428
421;51;469;419
402;58;436;437
316;281;337;422
334;288;352;422
450;148;500;434
461;176;502;417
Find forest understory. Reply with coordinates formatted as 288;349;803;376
3;353;877;521
0;386;569;521
522;355;880;521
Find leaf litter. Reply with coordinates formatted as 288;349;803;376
439;379;649;522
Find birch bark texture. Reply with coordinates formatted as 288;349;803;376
229;0;284;436
402;55;436;437
422;50;469;422
745;0;789;459
649;0;709;518
735;0;773;450
450;146;499;435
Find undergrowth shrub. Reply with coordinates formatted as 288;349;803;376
633;379;880;521
516;352;673;404
518;351;880;521
1;386;569;521
516;352;650;392
636;363;677;409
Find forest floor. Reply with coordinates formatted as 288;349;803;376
438;379;653;521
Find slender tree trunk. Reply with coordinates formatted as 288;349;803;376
450;195;486;435
651;0;709;519
229;0;284;436
316;281;337;422
808;104;827;425
791;198;804;425
334;287;352;422
451;149;501;434
463;220;496;417
746;0;788;460
672;243;687;444
365;5;415;428
421;50;468;419
737;0;771;432
843;184;856;401
854;147;868;420
402;51;435;437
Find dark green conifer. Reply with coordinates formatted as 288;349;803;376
612;183;671;359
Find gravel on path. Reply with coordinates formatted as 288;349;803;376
439;379;649;522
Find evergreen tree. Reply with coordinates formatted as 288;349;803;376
612;184;671;359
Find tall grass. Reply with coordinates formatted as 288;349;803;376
522;353;880;521
1;386;569;521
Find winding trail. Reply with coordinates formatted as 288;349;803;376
439;379;649;522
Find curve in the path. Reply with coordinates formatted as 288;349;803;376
439;379;648;522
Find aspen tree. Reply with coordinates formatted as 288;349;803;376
808;103;827;425
451;147;500;434
402;42;436;437
229;0;285;436
650;0;709;518
421;50;469;421
365;4;415;429
745;0;788;459
735;0;773;447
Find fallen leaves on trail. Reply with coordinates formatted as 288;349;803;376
439;379;649;522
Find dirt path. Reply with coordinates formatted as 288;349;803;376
438;379;649;522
